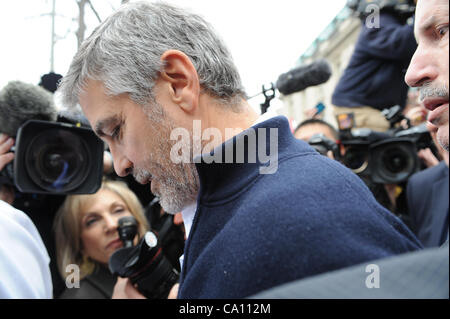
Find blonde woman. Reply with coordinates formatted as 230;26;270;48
53;179;149;298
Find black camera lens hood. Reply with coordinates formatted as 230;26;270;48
108;245;140;277
109;232;161;277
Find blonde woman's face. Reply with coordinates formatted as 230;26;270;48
79;189;134;265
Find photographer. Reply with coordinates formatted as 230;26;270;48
58;1;422;299
0;134;53;298
54;179;149;298
0;80;93;297
332;0;417;132
0;79;132;296
294;118;344;160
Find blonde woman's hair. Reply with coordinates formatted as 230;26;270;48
53;179;149;280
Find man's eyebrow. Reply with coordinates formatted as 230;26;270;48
94;115;120;137
414;15;437;42
420;15;437;33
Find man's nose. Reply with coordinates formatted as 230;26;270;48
109;145;133;177
405;46;438;88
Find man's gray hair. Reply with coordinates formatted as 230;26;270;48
58;1;246;109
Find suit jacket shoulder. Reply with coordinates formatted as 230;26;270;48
407;162;449;247
250;245;449;299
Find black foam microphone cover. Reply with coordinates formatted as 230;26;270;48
276;59;332;95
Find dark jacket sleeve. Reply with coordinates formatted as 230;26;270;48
332;12;416;109
358;12;416;60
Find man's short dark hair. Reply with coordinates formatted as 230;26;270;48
294;118;339;140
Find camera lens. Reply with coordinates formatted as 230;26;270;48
383;149;408;173
375;143;416;183
343;147;369;174
25;129;90;192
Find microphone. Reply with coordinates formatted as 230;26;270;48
276;59;332;96
0;81;57;137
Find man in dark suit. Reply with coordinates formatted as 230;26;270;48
407;159;449;247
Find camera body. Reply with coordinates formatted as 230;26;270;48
336;105;434;185
1;119;104;195
109;215;181;299
307;133;341;160
339;124;432;184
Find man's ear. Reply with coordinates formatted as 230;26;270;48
159;50;200;113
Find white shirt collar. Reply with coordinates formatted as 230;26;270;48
180;202;197;240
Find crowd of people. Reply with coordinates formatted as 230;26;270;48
0;0;448;299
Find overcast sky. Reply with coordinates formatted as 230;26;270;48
0;0;347;109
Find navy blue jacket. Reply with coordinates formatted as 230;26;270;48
178;116;422;299
332;12;417;111
407;162;449;247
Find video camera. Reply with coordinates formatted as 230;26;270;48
0;81;104;195
347;0;416;21
0;114;104;195
337;105;433;184
109;206;183;299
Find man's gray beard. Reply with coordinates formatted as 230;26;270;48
139;101;199;214
155;162;199;214
133;161;199;215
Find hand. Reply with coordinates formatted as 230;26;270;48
0;133;15;171
112;277;146;299
404;106;428;127
168;283;179;299
0;133;15;204
418;148;440;168
304;107;322;119
326;150;335;160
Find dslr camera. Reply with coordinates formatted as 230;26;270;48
0;114;104;195
307;133;341;161
109;207;183;299
337;106;433;184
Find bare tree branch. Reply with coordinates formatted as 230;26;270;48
87;0;102;23
76;0;87;49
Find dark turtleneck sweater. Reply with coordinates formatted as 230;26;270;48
178;116;422;299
